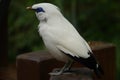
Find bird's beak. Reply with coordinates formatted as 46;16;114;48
26;6;33;10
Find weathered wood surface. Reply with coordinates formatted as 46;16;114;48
50;68;93;80
16;41;116;80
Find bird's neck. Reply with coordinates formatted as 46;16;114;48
46;14;65;24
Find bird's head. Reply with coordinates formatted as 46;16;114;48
27;3;62;22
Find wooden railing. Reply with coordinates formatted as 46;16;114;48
16;41;116;80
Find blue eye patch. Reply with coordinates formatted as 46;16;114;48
36;7;45;13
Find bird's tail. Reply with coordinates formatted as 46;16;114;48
94;64;104;78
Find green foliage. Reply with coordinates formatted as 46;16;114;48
8;0;120;79
8;0;44;61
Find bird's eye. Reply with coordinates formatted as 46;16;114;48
36;7;45;13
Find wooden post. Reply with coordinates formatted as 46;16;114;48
16;42;116;80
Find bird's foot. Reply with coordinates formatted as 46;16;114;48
49;69;72;76
49;70;63;75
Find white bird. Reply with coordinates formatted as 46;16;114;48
27;3;104;77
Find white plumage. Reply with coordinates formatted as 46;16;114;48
27;3;104;77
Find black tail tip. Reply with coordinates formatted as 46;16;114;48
94;64;104;78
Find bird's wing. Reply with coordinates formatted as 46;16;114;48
56;34;91;58
54;17;92;58
57;39;104;77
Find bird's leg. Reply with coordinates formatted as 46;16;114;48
64;60;74;71
49;60;74;75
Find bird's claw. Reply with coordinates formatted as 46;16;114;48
49;69;72;76
49;71;62;75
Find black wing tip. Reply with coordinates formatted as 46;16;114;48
88;51;104;78
60;49;104;78
94;64;104;78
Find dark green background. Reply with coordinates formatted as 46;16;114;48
8;0;120;79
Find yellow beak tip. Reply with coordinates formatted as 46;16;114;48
26;7;32;10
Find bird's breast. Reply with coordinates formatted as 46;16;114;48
38;25;70;62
